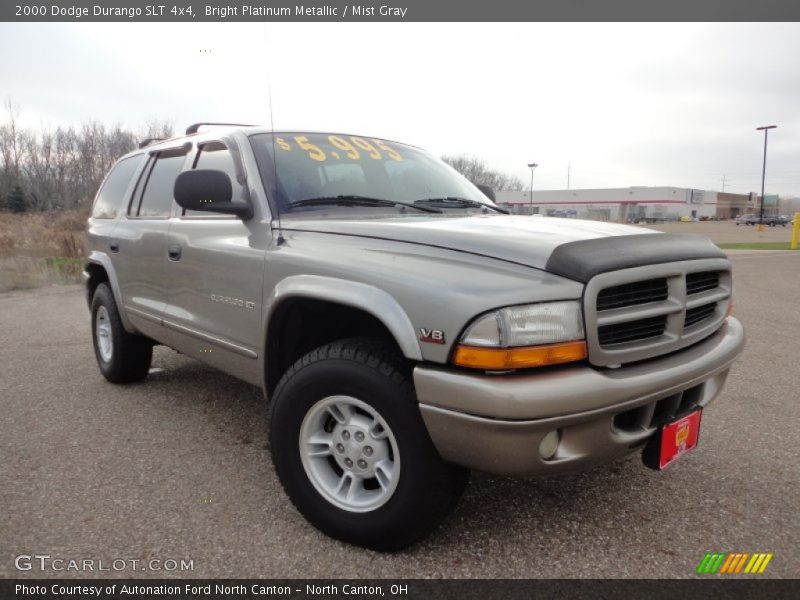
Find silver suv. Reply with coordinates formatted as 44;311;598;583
84;124;745;550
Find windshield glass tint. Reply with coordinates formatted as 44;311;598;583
250;133;491;215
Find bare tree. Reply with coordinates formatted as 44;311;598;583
442;155;524;191
0;99;23;190
0;103;148;211
22;127;53;210
139;118;175;143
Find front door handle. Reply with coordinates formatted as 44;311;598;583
109;240;119;253
168;244;182;261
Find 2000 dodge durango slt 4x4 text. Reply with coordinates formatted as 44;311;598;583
84;124;745;550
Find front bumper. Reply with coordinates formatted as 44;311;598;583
415;317;745;476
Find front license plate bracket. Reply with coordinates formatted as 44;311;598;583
643;409;702;470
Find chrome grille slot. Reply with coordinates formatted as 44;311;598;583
583;258;733;366
596;278;668;311
684;302;717;329
686;271;720;295
598;315;667;346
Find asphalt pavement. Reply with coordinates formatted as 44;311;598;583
1;251;798;578
648;220;797;244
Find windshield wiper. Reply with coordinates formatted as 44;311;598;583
287;195;442;213
413;197;509;214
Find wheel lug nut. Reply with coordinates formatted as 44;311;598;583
344;458;353;468
355;431;365;442
357;459;368;469
336;443;345;453
363;446;373;456
342;430;350;440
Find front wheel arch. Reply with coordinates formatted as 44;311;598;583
264;297;406;397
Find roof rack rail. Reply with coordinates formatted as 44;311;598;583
138;137;166;149
185;122;258;135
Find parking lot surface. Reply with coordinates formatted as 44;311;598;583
647;219;796;243
1;251;798;578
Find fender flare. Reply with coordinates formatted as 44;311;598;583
86;251;135;333
264;275;423;361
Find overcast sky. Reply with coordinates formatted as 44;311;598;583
2;22;799;196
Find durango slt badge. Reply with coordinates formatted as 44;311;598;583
210;294;255;310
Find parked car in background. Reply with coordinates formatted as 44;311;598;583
735;213;788;227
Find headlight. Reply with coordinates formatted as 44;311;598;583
453;301;587;370
460;301;585;347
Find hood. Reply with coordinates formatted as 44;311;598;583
280;214;657;270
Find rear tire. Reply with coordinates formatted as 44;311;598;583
269;338;469;551
91;283;153;383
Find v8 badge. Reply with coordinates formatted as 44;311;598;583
419;328;446;344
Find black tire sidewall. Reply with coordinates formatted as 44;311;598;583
90;283;152;383
91;284;118;377
270;349;459;550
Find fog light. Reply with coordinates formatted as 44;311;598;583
539;430;560;460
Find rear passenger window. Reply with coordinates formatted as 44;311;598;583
183;142;243;217
134;150;187;218
92;155;142;219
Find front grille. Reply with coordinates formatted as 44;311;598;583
585;259;732;366
686;271;720;295
684;302;717;328
596;278;668;311
598;316;667;346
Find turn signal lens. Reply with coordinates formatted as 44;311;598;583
725;302;734;318
453;340;588;370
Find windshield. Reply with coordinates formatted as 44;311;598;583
249;133;496;217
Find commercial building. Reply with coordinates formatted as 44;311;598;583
496;187;752;222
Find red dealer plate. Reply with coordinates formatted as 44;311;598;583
657;409;702;469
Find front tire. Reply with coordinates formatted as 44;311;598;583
269;338;468;551
91;283;153;383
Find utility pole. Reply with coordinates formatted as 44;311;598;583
567;161;571;190
756;125;777;232
527;163;538;213
721;175;726;192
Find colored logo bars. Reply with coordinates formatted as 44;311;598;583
697;552;773;574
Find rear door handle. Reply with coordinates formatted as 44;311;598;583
109;240;119;253
168;244;182;261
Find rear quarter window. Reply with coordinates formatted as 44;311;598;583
91;155;143;219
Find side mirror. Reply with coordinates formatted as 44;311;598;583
475;184;496;202
174;169;252;218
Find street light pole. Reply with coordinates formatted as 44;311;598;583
756;125;776;232
527;162;538;213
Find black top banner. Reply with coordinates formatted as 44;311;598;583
3;0;800;22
